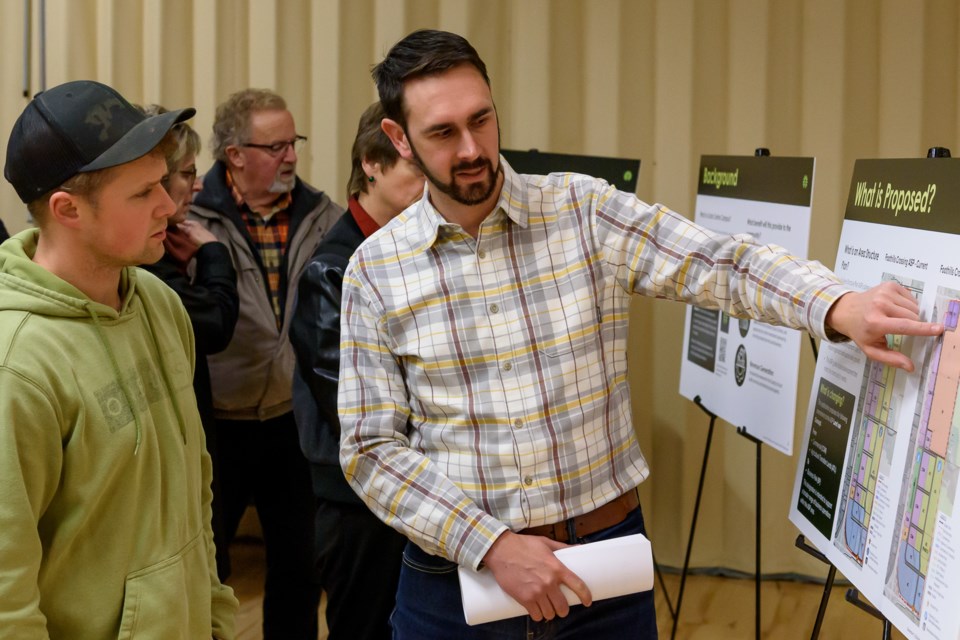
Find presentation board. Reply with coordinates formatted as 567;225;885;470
678;155;815;454
500;148;640;194
789;159;960;640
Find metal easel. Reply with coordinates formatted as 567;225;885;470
670;148;775;640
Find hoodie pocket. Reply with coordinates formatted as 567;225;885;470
117;533;211;639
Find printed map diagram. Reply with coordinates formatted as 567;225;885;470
834;275;924;566
790;159;960;639
885;288;960;622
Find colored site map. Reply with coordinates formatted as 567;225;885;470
885;290;960;621
834;275;923;566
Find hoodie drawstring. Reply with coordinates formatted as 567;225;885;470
139;293;188;446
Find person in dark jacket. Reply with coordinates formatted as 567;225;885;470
0;218;9;243
190;89;340;640
139;107;239;579
289;101;424;640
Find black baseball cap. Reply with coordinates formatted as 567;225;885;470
4;80;196;203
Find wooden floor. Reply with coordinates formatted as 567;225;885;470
228;513;904;640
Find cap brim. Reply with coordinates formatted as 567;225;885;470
81;107;196;172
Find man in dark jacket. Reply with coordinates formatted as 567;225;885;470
190;89;340;640
289;102;424;640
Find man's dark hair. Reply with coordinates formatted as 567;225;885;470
372;29;489;129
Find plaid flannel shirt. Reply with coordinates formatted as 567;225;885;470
227;169;291;324
338;159;846;569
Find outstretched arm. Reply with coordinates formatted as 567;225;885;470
825;280;944;371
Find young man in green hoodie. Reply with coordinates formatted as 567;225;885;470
0;81;238;639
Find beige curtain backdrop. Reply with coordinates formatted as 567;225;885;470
2;0;959;578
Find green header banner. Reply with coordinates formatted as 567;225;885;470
697;155;814;206
844;158;960;235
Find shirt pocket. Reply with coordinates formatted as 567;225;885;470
116;533;211;639
522;269;601;358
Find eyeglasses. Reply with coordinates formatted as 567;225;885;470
241;135;308;156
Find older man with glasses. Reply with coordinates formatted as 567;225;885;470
191;88;341;640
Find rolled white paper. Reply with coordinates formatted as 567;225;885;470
458;533;654;626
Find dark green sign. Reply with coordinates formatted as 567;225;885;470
686;306;720;372
697;155;814;206
844;158;960;235
796;377;855;538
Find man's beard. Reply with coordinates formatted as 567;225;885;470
268;164;296;194
408;140;501;206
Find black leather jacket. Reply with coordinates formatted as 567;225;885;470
142;242;239;428
290;210;367;503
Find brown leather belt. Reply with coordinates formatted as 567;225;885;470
518;490;640;543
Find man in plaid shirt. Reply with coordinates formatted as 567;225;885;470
338;30;942;639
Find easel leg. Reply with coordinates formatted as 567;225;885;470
794;535;839;640
671;398;717;640
755;439;761;640
653;552;676;620
810;564;836;639
736;426;764;640
845;588;894;639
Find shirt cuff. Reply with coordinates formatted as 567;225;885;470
809;282;853;342
457;517;511;571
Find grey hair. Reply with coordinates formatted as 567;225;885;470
209;89;287;162
142;104;201;171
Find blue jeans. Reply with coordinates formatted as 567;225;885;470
391;504;658;639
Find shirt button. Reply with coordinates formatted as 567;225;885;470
490;303;499;314
524;476;534;486
513;418;523;429
503;361;512;372
478;249;486;259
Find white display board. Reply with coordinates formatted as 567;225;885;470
679;155;815;454
790;159;960;640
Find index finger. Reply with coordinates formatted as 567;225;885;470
882;318;943;338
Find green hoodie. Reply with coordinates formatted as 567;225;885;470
0;230;237;639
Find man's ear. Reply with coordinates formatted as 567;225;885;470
225;145;244;169
47;191;83;229
381;118;413;161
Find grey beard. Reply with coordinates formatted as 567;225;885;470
268;175;295;194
